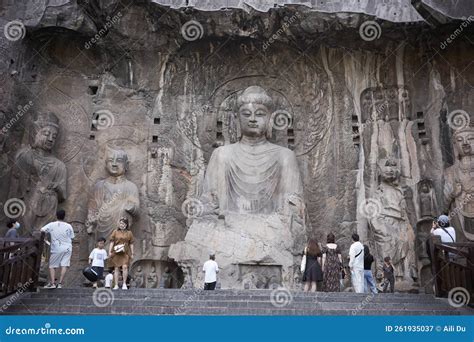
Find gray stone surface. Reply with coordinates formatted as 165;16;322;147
0;1;473;291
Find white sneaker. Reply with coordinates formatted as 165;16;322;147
56;283;62;289
43;283;56;289
122;284;128;290
113;285;119;290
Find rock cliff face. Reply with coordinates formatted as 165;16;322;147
0;1;472;290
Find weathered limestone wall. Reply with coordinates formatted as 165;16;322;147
0;0;472;289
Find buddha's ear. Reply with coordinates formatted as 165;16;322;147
266;112;274;139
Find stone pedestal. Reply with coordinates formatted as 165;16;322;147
169;212;305;289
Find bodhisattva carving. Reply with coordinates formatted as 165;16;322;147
444;126;474;241
169;86;307;289
10;112;67;234
86;148;140;243
369;158;417;288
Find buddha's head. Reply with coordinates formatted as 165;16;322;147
105;147;129;177
453;127;474;159
236;86;273;139
32;112;59;152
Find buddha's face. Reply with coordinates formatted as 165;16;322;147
238;102;270;138
454;131;474;157
106;152;127;176
34;125;58;151
380;160;399;182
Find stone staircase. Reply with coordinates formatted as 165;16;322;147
1;288;472;316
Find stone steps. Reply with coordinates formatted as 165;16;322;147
1;288;471;316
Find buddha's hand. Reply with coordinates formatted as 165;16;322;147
453;182;463;197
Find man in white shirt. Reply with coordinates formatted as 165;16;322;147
349;233;365;293
431;215;456;243
40;210;75;289
202;252;219;290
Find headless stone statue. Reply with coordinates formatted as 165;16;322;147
444;126;474;241
369;158;417;289
10;112;67;234
86;148;139;244
170;86;307;289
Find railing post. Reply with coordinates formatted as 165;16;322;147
429;235;442;297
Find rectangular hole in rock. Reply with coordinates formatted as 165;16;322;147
287;128;294;136
217;120;223;130
417;111;424;119
352;126;359;134
152;135;158;143
88;86;98;95
351;115;358;122
418;122;425;130
154;118;160;124
89;134;95;140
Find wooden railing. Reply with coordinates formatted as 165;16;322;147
0;232;44;298
430;236;474;303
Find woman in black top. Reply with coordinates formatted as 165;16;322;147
302;239;323;292
363;245;378;294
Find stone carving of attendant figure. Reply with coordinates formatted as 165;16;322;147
146;264;158;288
369;158;417;287
200;85;304;217
132;265;145;288
444;126;474;241
10;112;67;234
86;148;140;243
418;180;436;219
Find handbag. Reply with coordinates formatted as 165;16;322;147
113;243;125;254
82;266;98;282
300;248;307;273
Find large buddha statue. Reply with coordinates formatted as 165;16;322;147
444;126;474;241
169;86;307;289
86;148;140;243
10;112;67;234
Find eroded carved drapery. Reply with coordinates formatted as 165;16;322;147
10;112;67;234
